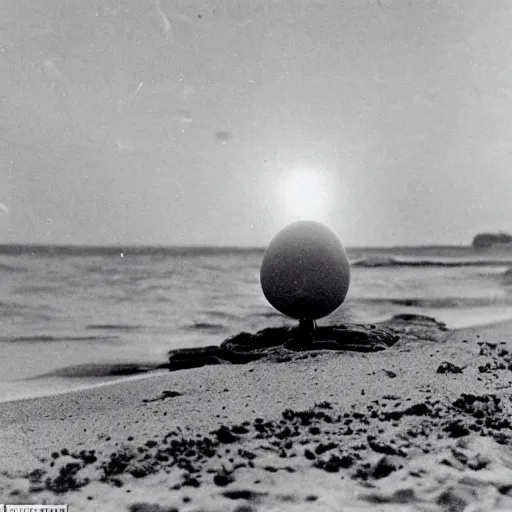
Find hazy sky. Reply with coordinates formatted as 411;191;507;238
1;0;511;247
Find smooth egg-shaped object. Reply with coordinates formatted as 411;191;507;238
260;221;350;320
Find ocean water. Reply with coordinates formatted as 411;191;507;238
1;245;512;402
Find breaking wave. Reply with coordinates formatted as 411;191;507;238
351;256;512;268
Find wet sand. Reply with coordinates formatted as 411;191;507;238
1;316;512;511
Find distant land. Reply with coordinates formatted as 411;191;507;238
472;232;512;249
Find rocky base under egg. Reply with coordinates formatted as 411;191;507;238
166;314;448;371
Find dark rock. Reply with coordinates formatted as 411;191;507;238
315;401;333;409
371;456;400;479
45;462;89;493
437;362;464;374
26;469;46;484
498;484;512;495
182;475;200;488
143;390;182;403
304;449;316;460
478;363;491;373
231;425;250;435
451;394;502;418
128;503;179;512
163;323;404;372
214;473;234;487
404;403;431;416
224;324;398;353
223;489;268;501
161;315;455;373
78;450;97;465
130;467;151;479
315;442;337;455
222;328;296;353
212;425;239;444
367;437;403;456
380;401;431;422
384;315;449;340
316;453;354;472
472;232;512;249
238;449;256;460
100;447;136;480
444;420;470;438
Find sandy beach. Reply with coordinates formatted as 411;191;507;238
1;315;512;511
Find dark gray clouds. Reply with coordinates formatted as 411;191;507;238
1;0;511;246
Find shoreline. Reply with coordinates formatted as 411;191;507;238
0;369;171;406
2;313;512;406
2;315;512;510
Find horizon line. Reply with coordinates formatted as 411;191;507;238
0;242;474;252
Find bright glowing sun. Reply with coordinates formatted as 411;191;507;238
282;168;330;220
